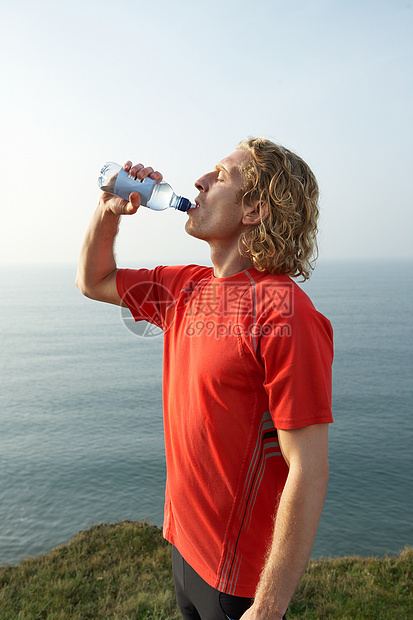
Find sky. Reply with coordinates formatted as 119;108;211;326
0;0;412;268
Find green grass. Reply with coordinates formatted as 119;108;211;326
288;548;412;619
0;521;179;620
0;521;411;619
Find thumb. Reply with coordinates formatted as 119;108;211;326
126;191;141;214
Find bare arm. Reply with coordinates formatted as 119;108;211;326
241;423;330;620
75;162;162;305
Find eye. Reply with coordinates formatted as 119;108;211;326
214;166;227;182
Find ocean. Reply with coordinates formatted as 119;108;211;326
0;260;412;567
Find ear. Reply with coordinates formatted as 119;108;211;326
242;200;270;226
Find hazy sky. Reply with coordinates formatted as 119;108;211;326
0;0;412;268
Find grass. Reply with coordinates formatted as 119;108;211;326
0;521;411;619
288;548;412;619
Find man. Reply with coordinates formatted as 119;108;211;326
76;137;333;620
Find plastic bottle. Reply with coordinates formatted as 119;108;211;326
98;162;195;212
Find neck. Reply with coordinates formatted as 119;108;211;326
209;242;253;278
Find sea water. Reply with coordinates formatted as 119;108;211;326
0;261;412;566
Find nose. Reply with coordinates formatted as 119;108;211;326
194;172;212;192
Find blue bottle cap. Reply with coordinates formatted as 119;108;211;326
177;197;192;211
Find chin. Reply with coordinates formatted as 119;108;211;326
185;219;200;239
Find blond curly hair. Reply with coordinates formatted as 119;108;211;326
236;137;320;281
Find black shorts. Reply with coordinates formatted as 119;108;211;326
172;545;287;620
172;546;253;619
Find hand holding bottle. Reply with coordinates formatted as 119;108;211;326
99;161;163;216
98;160;195;213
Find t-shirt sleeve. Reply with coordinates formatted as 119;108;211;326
116;265;211;330
116;266;172;329
258;296;334;430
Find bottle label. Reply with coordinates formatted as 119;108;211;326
113;168;156;204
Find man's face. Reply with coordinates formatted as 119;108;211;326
185;149;251;246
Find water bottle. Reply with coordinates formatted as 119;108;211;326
98;162;195;212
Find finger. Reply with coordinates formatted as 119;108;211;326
129;163;144;177
150;170;163;181
127;191;141;212
125;203;139;215
136;165;155;180
124;163;163;181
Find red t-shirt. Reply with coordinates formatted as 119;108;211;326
117;265;333;597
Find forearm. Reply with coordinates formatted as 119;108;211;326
252;465;328;619
76;200;121;297
76;161;161;301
